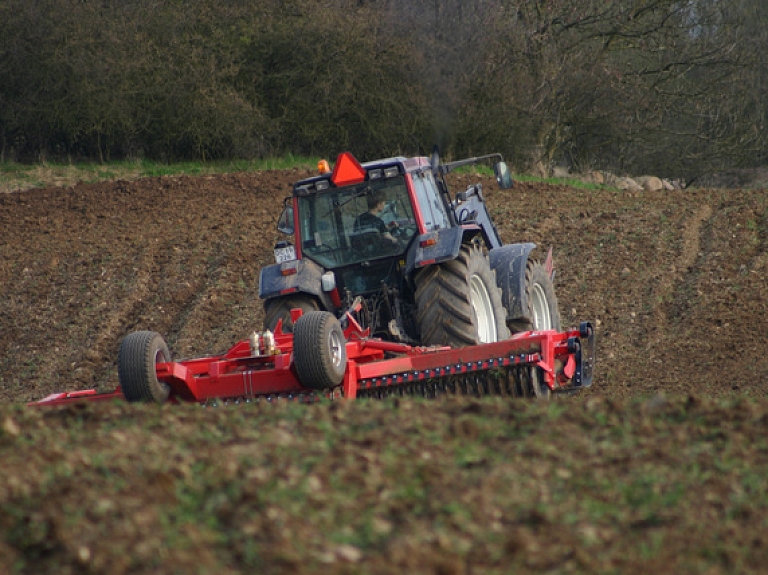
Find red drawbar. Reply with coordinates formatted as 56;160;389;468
331;152;367;187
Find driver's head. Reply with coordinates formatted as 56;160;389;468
367;191;386;213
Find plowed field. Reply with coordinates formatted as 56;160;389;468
2;171;768;575
2;171;767;401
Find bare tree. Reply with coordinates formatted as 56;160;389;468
454;0;748;178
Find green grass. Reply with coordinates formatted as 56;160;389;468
1;156;617;194
0;155;320;193
514;172;610;191
3;395;768;574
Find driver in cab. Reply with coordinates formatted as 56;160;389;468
354;192;399;246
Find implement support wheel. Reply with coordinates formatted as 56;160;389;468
527;366;551;399
118;331;172;403
293;311;347;389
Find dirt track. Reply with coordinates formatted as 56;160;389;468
1;171;768;401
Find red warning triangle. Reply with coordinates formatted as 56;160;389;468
331;152;366;187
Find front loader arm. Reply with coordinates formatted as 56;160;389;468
451;184;503;249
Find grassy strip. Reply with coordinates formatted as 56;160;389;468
1;157;611;194
1;394;767;574
514;173;609;190
0;155;320;194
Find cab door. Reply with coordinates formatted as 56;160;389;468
411;171;450;232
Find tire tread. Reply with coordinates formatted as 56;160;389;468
415;243;509;347
293;311;346;389
118;331;170;403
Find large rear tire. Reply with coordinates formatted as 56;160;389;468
415;243;509;347
507;259;559;400
508;259;561;333
264;295;320;334
293;311;347;389
118;331;172;403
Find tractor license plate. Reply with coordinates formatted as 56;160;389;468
274;245;296;263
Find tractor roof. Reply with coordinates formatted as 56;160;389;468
293;154;430;193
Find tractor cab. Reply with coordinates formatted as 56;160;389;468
271;152;437;306
295;171;419;269
261;150;534;345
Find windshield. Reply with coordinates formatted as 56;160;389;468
297;176;417;268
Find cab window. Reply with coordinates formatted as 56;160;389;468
412;171;450;230
297;176;418;268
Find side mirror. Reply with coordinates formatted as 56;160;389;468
277;205;294;235
494;162;514;190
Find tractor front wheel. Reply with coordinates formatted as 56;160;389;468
293;311;347;389
415;242;509;347
118;331;172;403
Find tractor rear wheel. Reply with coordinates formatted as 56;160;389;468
508;259;559;400
264;295;320;334
293;311;347;389
118;331;172;403
508;259;561;333
415;243;509;347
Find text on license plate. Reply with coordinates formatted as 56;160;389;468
274;245;296;263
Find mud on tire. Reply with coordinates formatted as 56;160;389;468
264;295;320;334
415;242;509;347
118;331;172;403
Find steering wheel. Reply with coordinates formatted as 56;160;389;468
390;219;416;241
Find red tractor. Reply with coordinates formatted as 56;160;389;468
258;150;566;389
32;151;594;407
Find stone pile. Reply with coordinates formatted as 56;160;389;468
535;162;685;191
589;172;683;192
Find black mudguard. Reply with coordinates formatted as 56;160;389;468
405;226;465;273
406;224;499;274
489;243;537;323
258;258;334;311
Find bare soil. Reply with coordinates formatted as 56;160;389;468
2;171;767;401
2;172;768;574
